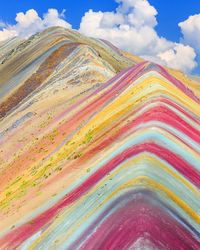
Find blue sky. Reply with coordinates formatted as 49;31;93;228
0;1;116;28
0;0;200;74
150;1;200;42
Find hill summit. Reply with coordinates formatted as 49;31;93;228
0;27;199;249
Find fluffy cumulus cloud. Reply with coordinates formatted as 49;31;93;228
79;0;197;73
157;44;197;73
0;9;71;41
179;14;200;53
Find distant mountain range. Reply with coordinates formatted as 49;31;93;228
0;27;199;249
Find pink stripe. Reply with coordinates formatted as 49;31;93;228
0;142;199;248
81;195;200;249
157;64;200;103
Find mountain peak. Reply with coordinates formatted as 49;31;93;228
0;27;199;249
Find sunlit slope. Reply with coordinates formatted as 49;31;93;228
0;58;199;249
0;26;140;119
0;27;199;249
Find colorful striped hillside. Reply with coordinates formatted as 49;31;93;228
0;27;199;249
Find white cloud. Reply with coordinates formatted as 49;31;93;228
0;9;71;41
117;0;158;28
79;0;197;73
158;44;197;73
80;9;171;56
179;14;200;53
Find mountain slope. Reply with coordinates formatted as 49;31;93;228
0;27;199;249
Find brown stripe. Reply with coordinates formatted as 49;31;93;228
0;43;79;118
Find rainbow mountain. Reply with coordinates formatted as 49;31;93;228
0;27;199;249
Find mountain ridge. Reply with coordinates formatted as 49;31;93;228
0;27;199;249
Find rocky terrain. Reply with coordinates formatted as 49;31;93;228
0;27;199;249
